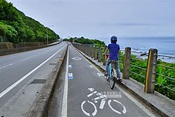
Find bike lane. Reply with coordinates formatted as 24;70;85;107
66;45;154;117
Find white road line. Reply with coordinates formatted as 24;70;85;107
0;45;66;98
0;50;52;70
0;42;67;69
61;46;69;117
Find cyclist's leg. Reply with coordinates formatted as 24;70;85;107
105;59;110;75
110;64;113;78
115;61;121;79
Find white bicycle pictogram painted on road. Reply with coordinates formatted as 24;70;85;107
81;88;126;116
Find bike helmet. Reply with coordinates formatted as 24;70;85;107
111;36;117;43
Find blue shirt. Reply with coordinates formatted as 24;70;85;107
108;43;120;60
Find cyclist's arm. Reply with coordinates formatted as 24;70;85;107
104;48;109;61
104;48;108;55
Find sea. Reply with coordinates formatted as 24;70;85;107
103;37;175;63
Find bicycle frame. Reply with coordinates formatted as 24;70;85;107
106;60;119;89
109;61;117;79
108;60;117;80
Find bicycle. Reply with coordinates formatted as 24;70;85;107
81;88;126;116
106;60;121;89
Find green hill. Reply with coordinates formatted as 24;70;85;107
0;0;59;44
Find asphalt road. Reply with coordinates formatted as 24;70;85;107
0;42;67;108
48;44;158;117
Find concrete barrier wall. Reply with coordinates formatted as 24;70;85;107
0;42;61;56
27;44;68;117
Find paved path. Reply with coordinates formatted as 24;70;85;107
48;44;158;117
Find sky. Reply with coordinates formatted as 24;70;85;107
6;0;175;43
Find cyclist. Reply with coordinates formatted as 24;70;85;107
104;36;121;79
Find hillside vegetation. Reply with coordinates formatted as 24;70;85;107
0;0;59;44
65;37;105;47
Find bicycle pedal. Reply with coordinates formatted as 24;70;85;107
113;77;118;82
107;77;110;82
117;78;122;83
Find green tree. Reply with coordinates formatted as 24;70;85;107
0;0;59;43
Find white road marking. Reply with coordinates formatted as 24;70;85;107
81;101;90;116
81;88;126;116
0;45;66;99
0;63;18;69
88;88;94;92
88;100;97;116
99;99;106;109
108;100;126;114
61;46;69;117
0;49;54;70
0;57;32;70
72;57;82;60
87;91;97;97
68;73;73;79
68;65;72;68
81;101;97;117
97;73;104;77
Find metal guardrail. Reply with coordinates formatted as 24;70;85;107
155;55;175;95
130;50;147;81
73;43;175;100
129;50;175;94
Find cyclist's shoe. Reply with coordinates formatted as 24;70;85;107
104;72;108;76
117;78;122;82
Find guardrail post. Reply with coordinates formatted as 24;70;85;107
83;45;86;53
98;47;102;62
93;47;96;59
79;44;82;51
92;47;94;58
94;47;98;60
102;46;107;66
144;49;158;93
84;45;88;55
123;47;131;79
87;46;90;56
90;47;93;58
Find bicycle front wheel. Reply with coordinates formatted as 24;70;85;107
109;69;115;89
106;75;110;82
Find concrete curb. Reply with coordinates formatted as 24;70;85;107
118;82;169;117
76;48;174;117
26;45;68;117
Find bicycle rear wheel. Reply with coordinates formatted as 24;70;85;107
106;75;110;82
109;69;115;89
